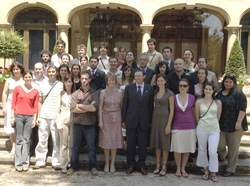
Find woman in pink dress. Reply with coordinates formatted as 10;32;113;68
99;72;123;173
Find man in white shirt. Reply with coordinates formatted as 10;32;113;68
51;40;73;67
108;56;122;80
97;42;110;73
33;62;48;87
33;66;63;170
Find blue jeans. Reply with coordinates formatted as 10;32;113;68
71;124;96;170
14;114;34;169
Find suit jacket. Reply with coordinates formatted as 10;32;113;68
122;83;154;129
169;60;175;73
89;68;106;92
144;68;155;84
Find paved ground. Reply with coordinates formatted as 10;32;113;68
0;165;250;186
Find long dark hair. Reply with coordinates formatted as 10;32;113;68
221;74;237;94
201;82;216;100
62;74;76;95
155;74;168;93
58;64;70;81
122;65;133;84
197;67;208;89
71;64;81;78
155;61;170;76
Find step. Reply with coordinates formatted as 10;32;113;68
0;128;8;139
0;151;250;174
0;118;4;128
240;135;250;147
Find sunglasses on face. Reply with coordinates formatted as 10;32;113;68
179;84;188;88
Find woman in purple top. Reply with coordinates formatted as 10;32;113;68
170;78;196;178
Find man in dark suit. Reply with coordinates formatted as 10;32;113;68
122;69;154;175
139;53;155;84
162;46;175;73
88;56;106;92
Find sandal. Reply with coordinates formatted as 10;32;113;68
61;169;67;174
182;172;189;178
175;172;181;177
211;176;218;182
202;170;209;180
153;162;161;174
159;164;167;176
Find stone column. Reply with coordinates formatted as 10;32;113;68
56;23;71;53
140;24;154;53
225;26;242;61
247;32;250;74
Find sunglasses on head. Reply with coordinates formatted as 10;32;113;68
179;84;188;88
225;74;234;78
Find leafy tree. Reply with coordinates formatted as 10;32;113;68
0;29;27;68
224;38;247;85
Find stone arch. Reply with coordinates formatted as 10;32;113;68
152;3;230;25
7;2;58;24
239;8;250;24
67;3;143;24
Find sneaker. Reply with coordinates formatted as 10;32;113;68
67;168;75;176
91;168;98;176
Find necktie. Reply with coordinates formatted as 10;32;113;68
92;70;95;77
138;86;142;101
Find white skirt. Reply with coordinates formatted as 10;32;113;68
170;129;196;153
4;102;14;135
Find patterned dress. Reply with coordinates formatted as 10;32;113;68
99;88;123;149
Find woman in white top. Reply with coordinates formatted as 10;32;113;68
55;74;75;174
2;61;24;153
195;82;222;182
117;65;133;90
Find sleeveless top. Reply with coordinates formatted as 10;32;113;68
7;77;24;103
197;101;220;132
184;63;196;74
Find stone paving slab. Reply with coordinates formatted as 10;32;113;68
0;165;250;186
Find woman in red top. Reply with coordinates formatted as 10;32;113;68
11;71;39;172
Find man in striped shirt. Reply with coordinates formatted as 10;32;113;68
33;65;63;170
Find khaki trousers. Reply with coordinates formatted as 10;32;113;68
59;123;73;169
218;128;243;173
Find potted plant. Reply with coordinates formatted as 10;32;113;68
0;29;27;68
220;38;249;89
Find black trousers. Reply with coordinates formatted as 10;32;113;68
126;124;148;169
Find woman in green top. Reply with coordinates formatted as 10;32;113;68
195;82;222;182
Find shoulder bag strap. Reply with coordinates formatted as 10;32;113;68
43;81;59;104
200;99;214;119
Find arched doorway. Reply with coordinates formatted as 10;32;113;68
240;12;250;74
152;8;227;76
14;8;57;69
70;7;142;59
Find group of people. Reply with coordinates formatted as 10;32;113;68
2;38;247;183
